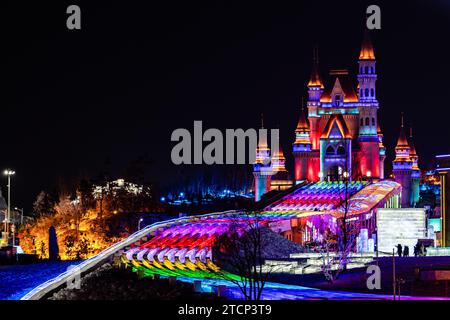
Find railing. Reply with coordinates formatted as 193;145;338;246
20;210;240;300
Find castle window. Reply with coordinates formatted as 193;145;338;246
371;67;374;73
371;88;375;97
365;66;369;74
326;145;335;155
360;89;363;97
360;118;364;126
337;146;346;155
372;117;375;126
365;88;369;97
334;94;341;104
365;117;370;126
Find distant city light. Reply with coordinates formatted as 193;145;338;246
160;196;165;202
179;192;184;197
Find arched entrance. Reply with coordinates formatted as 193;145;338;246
327;165;342;181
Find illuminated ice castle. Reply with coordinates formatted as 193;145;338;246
253;31;421;209
121;31;425;280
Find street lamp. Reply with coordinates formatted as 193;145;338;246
14;207;24;225
3;169;15;244
138;218;144;231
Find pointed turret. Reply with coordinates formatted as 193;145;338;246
253;114;273;201
255;114;270;164
271;141;291;188
308;47;324;88
409;126;420;171
271;144;287;173
294;99;311;145
307;47;323;150
395;115;411;156
357;28;377;104
359;29;375;60
392;114;414;207
396;127;410;149
409;127;417;157
293;97;317;181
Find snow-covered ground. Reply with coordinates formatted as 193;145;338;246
0;261;82;300
2;261;449;300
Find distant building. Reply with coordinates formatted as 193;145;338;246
92;178;145;199
436;154;450;246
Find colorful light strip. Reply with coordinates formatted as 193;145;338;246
266;181;366;212
122;181;400;280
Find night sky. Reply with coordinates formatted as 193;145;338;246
4;0;450;212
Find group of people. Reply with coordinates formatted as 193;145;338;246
396;242;427;257
396;244;410;257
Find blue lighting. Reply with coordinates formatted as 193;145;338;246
160;196;165;202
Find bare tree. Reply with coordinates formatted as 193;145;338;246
211;212;272;300
320;151;360;282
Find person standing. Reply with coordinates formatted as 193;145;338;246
403;246;409;257
397;244;403;257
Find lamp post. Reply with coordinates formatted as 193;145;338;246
14;207;24;225
3;169;15;244
366;171;372;184
343;171;349;180
138;218;144;231
318;171;324;181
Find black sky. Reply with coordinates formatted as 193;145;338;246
4;0;450;212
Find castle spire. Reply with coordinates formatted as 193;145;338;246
271;143;287;173
394;113;412;166
359;28;375;60
255;113;269;164
295;97;310;132
409;125;418;158
396;113;409;149
307;46;324;88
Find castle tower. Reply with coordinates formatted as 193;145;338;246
253;115;273;201
293;99;317;182
271;144;287;177
307;47;323;150
392;115;413;207
409;127;421;206
271;143;292;191
357;30;380;178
